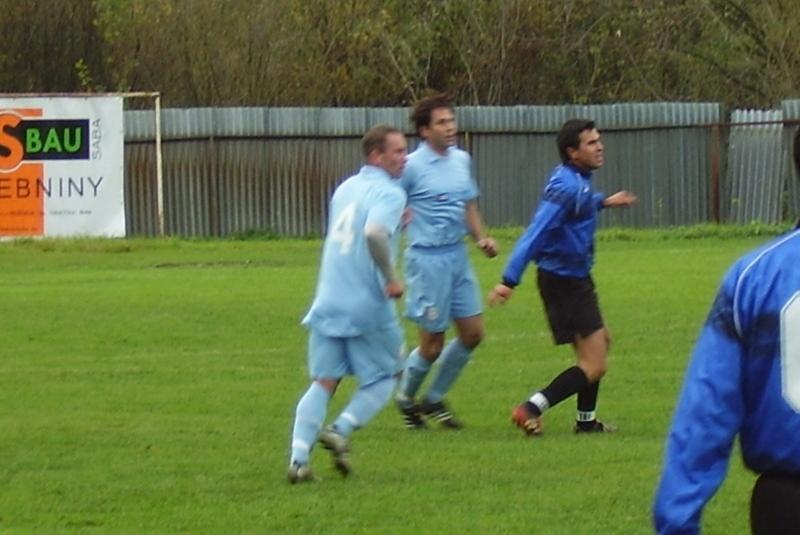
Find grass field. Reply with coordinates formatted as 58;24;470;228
0;227;786;534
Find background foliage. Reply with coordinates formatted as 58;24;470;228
2;0;799;108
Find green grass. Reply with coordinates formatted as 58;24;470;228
0;226;784;534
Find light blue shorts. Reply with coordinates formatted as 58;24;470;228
403;243;483;333
307;323;405;385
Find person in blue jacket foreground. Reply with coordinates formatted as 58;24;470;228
652;127;800;534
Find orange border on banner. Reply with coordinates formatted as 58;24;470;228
0;108;45;236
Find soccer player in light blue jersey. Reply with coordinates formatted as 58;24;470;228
488;119;636;437
653;127;800;534
395;91;499;430
287;125;408;483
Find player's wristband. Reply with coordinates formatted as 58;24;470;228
501;278;517;289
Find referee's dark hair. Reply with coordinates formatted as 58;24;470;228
557;118;596;163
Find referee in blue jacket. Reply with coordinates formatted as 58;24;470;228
653;127;800;534
489;118;636;436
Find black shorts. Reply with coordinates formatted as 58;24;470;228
536;268;604;345
751;472;800;535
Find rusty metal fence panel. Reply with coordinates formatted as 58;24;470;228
784;100;800;221
123;102;796;238
727;109;784;224
456;102;722;229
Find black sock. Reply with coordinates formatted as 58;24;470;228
523;401;542;417
576;380;601;429
577;380;600;413
540;366;590;411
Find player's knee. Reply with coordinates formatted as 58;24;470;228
580;362;606;383
456;318;484;349
315;378;341;394
594;360;608;380
577;351;608;382
460;327;484;349
420;341;444;361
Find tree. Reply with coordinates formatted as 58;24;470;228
1;0;797;107
0;0;106;94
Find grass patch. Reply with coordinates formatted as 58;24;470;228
0;228;778;534
481;221;793;244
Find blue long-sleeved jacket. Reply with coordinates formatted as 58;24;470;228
501;163;605;286
653;228;800;534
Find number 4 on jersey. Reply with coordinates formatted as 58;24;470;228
330;201;357;255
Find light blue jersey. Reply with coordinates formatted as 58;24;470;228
653;228;800;535
399;142;482;330
302;165;406;337
400;142;478;248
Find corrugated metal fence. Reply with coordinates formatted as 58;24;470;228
727;109;785;224
123;100;800;237
784;100;800;219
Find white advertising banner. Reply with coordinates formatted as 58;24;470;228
0;96;125;237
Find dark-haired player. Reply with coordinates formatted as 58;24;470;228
488;118;636;436
394;91;498;430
